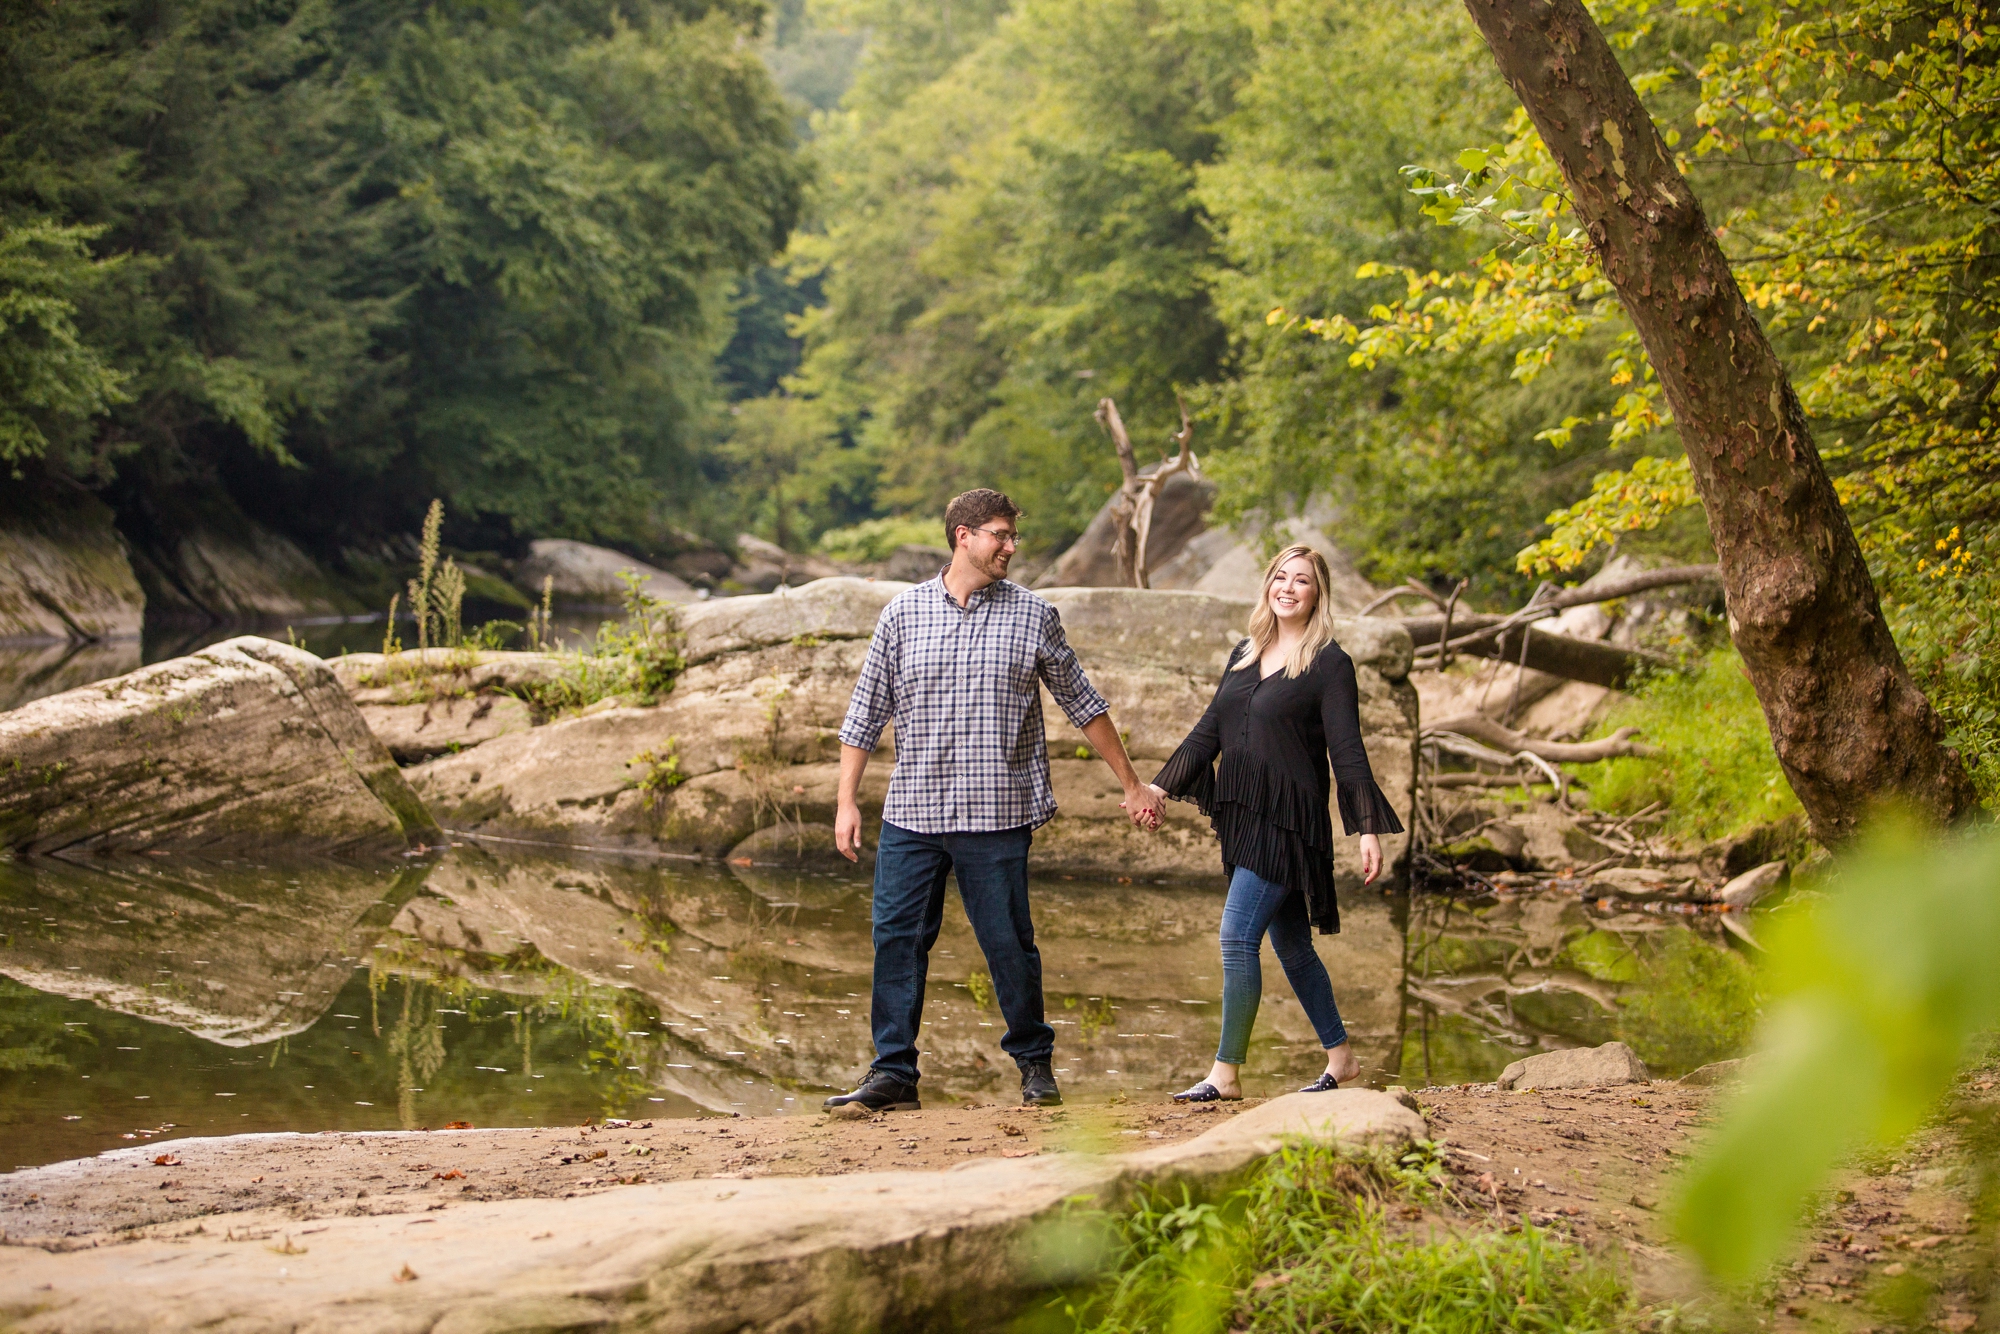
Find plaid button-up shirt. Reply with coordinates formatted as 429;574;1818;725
838;574;1110;833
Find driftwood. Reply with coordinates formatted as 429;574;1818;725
1412;621;1665;688
1425;714;1659;763
1096;394;1202;588
1396;563;1717;686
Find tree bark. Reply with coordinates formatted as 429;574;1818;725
1460;0;1977;842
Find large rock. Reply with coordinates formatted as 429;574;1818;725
516;538;697;606
396;579;1418;883
0;1089;1422;1334
1497;1040;1650;1091
118;486;360;621
0;636;438;857
1037;466;1216;588
0;484;145;643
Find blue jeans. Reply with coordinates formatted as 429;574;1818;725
868;821;1054;1084
1216;865;1348;1065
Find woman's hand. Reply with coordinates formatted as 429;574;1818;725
1359;834;1382;885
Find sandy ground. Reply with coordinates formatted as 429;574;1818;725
5;1063;1995;1332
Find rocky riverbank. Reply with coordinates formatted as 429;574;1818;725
4;579;1421;882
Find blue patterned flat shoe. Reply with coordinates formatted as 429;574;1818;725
1298;1073;1339;1093
1172;1081;1238;1104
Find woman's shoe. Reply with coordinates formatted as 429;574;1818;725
1171;1081;1239;1103
1298;1072;1339;1093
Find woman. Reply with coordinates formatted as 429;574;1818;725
1150;544;1403;1102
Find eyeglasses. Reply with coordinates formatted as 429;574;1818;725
970;527;1023;548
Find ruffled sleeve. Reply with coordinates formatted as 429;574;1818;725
1321;646;1405;836
1150;639;1241;815
1335;778;1404;836
1153;737;1218;815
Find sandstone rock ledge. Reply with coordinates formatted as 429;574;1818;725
0;1090;1421;1334
387;579;1418;882
0;637;438;857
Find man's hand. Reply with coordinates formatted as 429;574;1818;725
1359;833;1383;885
1121;780;1164;832
835;800;864;862
833;743;871;863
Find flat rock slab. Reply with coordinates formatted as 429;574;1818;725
0;636;438;857
0;1091;1420;1333
1498;1040;1651;1092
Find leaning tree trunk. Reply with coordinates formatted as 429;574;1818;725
1460;0;1977;842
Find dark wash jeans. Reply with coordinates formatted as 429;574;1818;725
868;820;1054;1085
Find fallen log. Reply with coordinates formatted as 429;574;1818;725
1396;563;1719;645
1395;562;1714;686
1427;772;1581;790
1405;621;1667;688
1425;715;1659;763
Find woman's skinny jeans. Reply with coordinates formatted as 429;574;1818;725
1215;865;1348;1065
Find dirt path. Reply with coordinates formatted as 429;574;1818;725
7;1064;1994;1333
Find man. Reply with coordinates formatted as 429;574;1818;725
826;488;1164;1112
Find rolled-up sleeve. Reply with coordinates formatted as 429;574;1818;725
1036;606;1109;729
838;606;899;750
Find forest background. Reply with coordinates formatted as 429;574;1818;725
4;0;1997;804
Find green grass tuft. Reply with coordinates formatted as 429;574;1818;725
1060;1141;1633;1334
1574;649;1802;845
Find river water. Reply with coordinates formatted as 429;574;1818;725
0;843;1756;1172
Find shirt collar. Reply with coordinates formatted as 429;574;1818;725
930;572;1009;608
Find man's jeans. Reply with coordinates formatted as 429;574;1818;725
869;820;1054;1084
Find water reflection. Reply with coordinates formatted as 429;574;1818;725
0;844;1755;1171
1397;891;1756;1085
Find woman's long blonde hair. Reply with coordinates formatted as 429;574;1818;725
1230;543;1338;679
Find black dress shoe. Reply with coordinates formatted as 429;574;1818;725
822;1070;920;1112
1020;1060;1063;1107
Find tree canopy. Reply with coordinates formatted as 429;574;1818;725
1;0;805;549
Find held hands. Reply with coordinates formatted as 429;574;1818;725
1121;782;1168;833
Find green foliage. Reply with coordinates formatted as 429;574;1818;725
1614;930;1761;1077
0;0;805;544
728;0;1253;557
1881;525;2000;807
1575;650;1804;845
1675;821;2000;1283
1065;1141;1632;1334
626;741;686;803
815;514;941;562
0;219;127;470
515;570;687;715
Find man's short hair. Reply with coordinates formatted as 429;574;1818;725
943;489;1022;550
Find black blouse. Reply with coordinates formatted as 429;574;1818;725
1152;638;1403;934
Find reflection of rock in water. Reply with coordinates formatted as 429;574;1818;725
381;845;1412;1113
0;640;141;712
0;856;431;1045
1392;891;1742;1084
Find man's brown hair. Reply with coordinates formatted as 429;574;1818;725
943;489;1022;550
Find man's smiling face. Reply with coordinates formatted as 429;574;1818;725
958;520;1019;582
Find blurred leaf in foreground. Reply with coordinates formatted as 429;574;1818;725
1674;819;2000;1282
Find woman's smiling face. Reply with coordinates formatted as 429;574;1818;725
1266;555;1318;625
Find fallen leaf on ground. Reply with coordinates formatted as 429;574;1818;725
432;1170;464;1181
394;1264;418;1283
153;1154;180;1167
444;1121;473;1130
